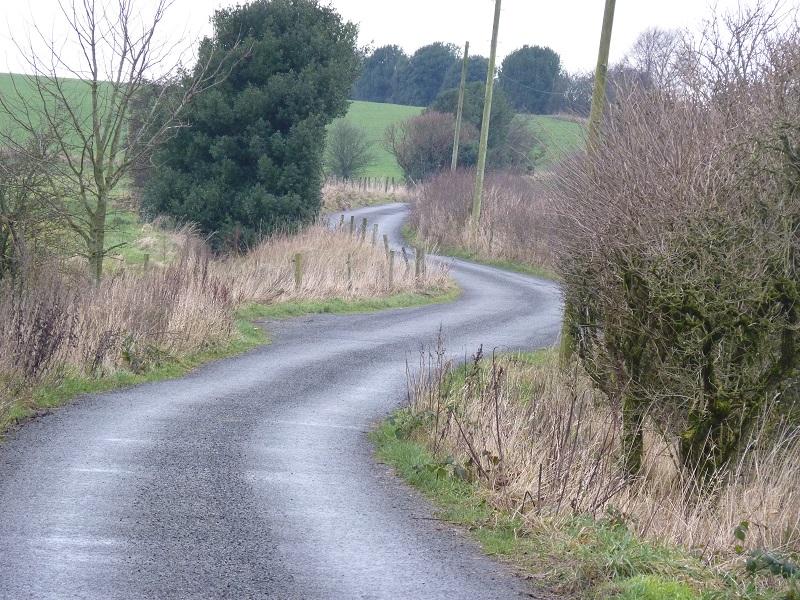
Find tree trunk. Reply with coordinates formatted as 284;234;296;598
89;196;107;284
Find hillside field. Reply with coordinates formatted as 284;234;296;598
330;100;424;180
334;100;585;178
524;114;585;165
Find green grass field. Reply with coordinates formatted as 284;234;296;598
333;101;585;179
524;114;585;165
330;100;424;180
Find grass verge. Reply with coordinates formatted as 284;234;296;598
2;288;458;434
401;224;559;281
373;349;794;600
373;411;726;600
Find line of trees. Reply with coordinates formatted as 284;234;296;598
353;43;565;114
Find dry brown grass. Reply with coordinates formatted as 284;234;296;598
410;170;556;272
0;223;451;424
322;179;410;211
220;221;450;304
407;347;800;568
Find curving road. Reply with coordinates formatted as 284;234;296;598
0;203;562;599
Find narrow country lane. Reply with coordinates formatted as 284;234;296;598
0;203;562;599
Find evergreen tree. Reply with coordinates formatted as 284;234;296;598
499;46;561;114
352;45;408;103
143;0;359;249
393;43;459;106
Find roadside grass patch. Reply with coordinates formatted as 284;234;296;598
401;224;558;281
239;287;459;321
1;286;459;435
373;408;743;599
375;348;797;599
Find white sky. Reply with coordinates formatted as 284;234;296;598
1;0;761;75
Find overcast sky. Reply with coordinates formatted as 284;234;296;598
1;0;760;75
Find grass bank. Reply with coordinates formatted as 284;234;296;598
373;348;799;599
402;224;558;281
1;221;455;434
2;286;459;434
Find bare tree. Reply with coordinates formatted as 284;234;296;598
0;0;234;282
625;27;680;90
325;120;375;180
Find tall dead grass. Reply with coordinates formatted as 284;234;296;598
410;170;556;272
406;345;800;568
0;223;450;424
322;178;410;211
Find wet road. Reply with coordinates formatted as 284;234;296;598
0;203;562;599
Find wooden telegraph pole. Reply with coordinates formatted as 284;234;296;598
587;0;617;147
451;41;470;172
471;0;502;234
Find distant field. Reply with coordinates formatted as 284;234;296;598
330;100;424;180
524;115;585;166
333;101;586;179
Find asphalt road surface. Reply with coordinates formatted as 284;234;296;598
0;203;562;599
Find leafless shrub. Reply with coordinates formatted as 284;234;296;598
556;6;800;479
385;112;477;183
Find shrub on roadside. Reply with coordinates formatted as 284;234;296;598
384;111;477;183
556;8;800;480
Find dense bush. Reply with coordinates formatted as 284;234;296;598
557;14;800;480
143;0;359;250
384;112;477;183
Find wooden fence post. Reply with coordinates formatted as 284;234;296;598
294;253;303;290
388;250;395;290
349;215;355;235
371;223;379;246
383;234;390;259
414;247;422;278
339;214;344;229
143;253;150;270
402;247;410;273
360;217;368;242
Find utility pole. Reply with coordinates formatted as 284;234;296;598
471;0;502;233
451;40;470;172
587;0;617;148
